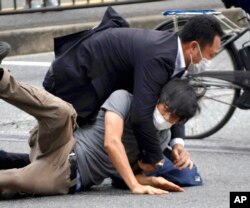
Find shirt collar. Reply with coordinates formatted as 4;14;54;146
172;37;186;77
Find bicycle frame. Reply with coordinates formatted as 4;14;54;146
187;70;250;110
189;70;249;89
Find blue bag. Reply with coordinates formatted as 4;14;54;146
145;155;203;187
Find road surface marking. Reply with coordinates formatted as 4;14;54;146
2;60;51;67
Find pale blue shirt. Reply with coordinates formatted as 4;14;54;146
172;37;186;77
171;37;186;146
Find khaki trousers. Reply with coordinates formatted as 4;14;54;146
0;69;77;198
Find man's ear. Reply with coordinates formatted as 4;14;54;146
183;41;197;55
182;41;197;67
189;41;198;51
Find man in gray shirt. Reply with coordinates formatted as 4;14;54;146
0;68;200;198
74;79;200;192
74;89;171;190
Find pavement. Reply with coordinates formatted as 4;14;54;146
1;126;250;208
0;0;250;207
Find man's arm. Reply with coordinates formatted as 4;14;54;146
135;174;184;192
171;144;193;170
170;124;193;169
104;110;167;195
170;124;185;139
131;59;175;164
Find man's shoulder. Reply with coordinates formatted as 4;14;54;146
101;90;132;119
106;90;132;104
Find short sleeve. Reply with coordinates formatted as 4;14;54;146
101;90;133;120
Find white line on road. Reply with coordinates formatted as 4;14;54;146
187;146;250;155
0;138;26;142
2;61;51;67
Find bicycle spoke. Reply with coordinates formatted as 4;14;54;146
203;95;238;107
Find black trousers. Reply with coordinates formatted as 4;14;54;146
0;150;30;169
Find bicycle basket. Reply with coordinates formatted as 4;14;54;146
239;41;250;71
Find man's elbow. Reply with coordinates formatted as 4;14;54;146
104;136;119;151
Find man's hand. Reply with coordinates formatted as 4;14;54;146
131;184;168;195
136;174;184;192
172;144;193;170
151;176;184;192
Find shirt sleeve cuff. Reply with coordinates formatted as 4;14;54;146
170;138;185;147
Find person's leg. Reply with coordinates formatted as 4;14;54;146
0;150;30;170
0;145;73;199
0;68;30;170
0;68;77;197
0;68;77;157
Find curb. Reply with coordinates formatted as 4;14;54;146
0;8;246;56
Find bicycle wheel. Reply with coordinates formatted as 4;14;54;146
154;18;242;139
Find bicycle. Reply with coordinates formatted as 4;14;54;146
154;9;250;139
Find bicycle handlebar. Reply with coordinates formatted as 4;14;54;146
162;9;221;16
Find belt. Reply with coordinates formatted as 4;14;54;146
68;151;77;194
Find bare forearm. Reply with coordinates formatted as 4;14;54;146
135;174;154;186
136;174;184;192
104;111;168;195
105;137;139;191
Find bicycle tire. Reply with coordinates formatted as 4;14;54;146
154;18;242;139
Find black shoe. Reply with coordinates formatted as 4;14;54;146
0;68;3;80
0;42;11;64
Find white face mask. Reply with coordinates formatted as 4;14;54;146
187;43;211;74
153;107;173;131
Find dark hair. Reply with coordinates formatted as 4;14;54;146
179;15;224;49
158;78;200;123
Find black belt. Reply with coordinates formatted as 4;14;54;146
68;151;77;194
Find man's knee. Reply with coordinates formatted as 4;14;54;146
55;102;77;126
39;101;76;150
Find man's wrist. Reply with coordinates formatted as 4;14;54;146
170;138;185;147
154;159;165;170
